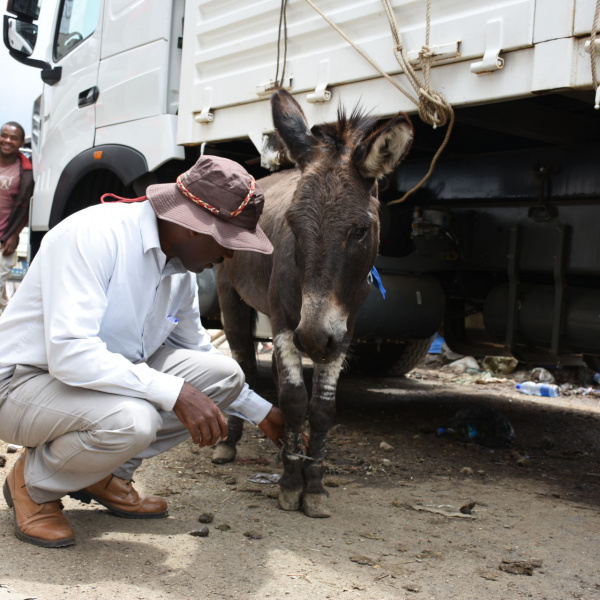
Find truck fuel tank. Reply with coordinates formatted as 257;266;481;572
484;284;600;355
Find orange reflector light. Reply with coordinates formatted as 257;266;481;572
94;151;103;160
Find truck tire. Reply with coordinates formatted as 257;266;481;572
346;336;434;377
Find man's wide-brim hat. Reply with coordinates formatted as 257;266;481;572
147;156;273;254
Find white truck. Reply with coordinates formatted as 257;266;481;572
4;0;600;374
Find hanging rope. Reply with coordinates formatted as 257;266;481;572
275;0;289;87
302;0;455;204
591;0;600;109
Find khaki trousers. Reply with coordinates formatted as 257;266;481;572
0;346;244;503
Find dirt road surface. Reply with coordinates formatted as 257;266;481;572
1;355;600;600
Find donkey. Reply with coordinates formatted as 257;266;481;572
213;88;413;517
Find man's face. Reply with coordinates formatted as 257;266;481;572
0;125;23;162
173;230;234;274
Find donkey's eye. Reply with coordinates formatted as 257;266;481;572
353;227;369;241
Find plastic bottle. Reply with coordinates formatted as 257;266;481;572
436;405;515;448
593;372;600;385
515;381;559;397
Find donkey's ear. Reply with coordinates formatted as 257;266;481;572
271;89;319;169
353;113;414;179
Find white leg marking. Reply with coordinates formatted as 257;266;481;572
313;354;345;402
274;331;303;386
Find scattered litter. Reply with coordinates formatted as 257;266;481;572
482;356;519;375
407;504;476;519
437;405;515;448
528;367;555;383
460;467;473;476
379;441;394;451
248;473;281;484
446;356;481;374
474;372;509;384
287;572;312;583
441;343;463;362
403;583;422;593
516;381;559;397
580;387;600;396
188;526;209;537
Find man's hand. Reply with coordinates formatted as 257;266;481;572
1;233;18;256
173;381;228;448
258;406;285;448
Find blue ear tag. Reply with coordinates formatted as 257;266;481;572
368;266;386;299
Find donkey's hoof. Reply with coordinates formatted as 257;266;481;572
278;488;302;512
211;444;236;465
302;493;331;518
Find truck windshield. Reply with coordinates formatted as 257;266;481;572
53;0;100;62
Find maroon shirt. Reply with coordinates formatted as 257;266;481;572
0;159;20;239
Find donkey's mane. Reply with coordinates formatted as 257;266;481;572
310;105;378;153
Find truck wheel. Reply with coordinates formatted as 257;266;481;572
346;336;434;377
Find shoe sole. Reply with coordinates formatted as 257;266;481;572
3;479;75;548
68;490;168;519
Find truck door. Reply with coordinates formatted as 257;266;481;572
33;0;103;232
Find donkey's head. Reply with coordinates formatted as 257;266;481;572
271;89;413;363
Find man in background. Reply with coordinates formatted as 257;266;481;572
0;121;32;313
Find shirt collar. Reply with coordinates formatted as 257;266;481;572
139;201;188;275
139;201;162;254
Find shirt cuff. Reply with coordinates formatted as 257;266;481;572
145;371;185;412
225;383;272;426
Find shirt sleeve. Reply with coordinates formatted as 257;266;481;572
224;382;272;425
39;223;183;412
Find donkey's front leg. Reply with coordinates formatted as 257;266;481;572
302;355;345;518
274;330;308;512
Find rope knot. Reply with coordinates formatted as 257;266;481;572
418;45;434;59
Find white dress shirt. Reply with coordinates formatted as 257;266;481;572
0;201;271;424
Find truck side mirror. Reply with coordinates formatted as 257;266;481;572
6;0;41;22
4;16;37;56
3;15;61;84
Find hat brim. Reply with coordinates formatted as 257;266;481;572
147;183;274;255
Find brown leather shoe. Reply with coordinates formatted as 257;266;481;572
3;453;75;548
71;474;168;519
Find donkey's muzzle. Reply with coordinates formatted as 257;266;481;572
293;325;343;364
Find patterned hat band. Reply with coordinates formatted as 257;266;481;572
176;174;256;219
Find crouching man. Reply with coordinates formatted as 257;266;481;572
0;156;283;547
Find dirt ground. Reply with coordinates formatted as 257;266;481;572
1;353;600;600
